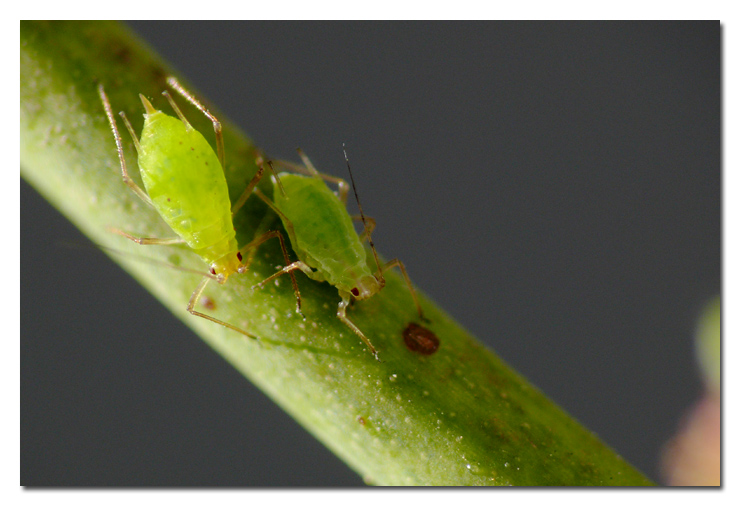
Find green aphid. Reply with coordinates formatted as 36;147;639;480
98;78;301;339
99;78;426;360
250;148;428;360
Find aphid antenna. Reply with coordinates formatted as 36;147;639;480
342;144;385;286
296;147;321;177
92;237;220;281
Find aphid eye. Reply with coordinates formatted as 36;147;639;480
237;252;243;262
210;267;216;275
351;288;360;297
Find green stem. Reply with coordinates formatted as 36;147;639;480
21;21;652;486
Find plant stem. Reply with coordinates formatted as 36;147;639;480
21;20;652;485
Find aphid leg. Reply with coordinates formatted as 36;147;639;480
97;84;153;207
96;242;220;279
238;230;305;318
272;157;350;204
187;276;259;339
351;215;377;242
108;227;185;246
380;258;429;323
295;148;320;176
247;189;307;317
267;161;287;197
231;164;265;217
341;148;428;329
253;189;300;246
254;260;314;290
230;161;288;217
256;264;382;359
166;77;225;170
337;291;380;361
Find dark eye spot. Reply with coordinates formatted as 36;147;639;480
210;267;216;275
237;252;243;262
351;288;360;297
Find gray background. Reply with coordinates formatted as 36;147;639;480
22;21;720;485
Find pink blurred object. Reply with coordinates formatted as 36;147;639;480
661;393;720;486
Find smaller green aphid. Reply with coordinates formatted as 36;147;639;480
250;148;428;360
98;78;301;338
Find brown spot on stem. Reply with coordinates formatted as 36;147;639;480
201;296;216;311
403;322;440;355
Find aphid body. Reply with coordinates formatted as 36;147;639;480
99;78;300;338
253;150;427;359
100;77;423;359
274;174;378;299
137;97;241;279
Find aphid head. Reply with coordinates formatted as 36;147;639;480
350;275;382;300
210;251;244;284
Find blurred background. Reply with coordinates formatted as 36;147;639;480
22;21;719;485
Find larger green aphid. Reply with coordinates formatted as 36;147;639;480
98;78;301;338
250;149;428;360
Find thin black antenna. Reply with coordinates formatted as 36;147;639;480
343;144;384;284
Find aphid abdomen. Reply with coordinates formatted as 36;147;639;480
137;110;237;264
273;174;372;290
